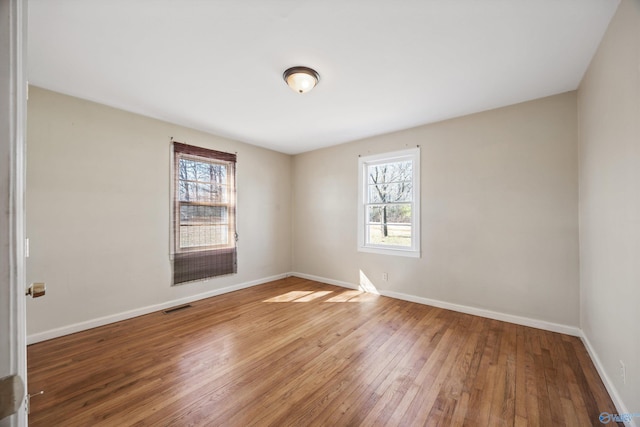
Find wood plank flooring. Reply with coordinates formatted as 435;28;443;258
27;277;620;426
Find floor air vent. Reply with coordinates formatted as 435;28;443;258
163;304;192;314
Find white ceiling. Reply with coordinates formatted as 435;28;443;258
28;0;619;155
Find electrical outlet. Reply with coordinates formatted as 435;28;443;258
382;272;388;281
619;360;626;384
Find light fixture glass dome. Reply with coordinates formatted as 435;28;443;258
283;66;319;94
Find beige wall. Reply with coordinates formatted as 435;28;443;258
26;87;291;336
293;92;580;326
578;0;640;415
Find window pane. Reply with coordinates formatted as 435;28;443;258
195;162;211;182
179;205;229;248
178;157;228;203
195;183;212;202
179;224;229;248
180;205;228;224
179;182;196;202
368;182;413;203
180;182;227;203
366;204;412;225
215;164;228;183
179;159;198;181
196;162;227;184
179;158;228;184
367;160;412;185
366;224;412;247
187;183;228;203
367;206;383;223
212;184;228;203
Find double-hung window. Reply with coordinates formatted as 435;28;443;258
358;147;420;257
172;142;237;284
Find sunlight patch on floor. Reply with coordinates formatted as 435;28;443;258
326;290;377;302
293;291;333;302
263;291;315;302
263;289;378;303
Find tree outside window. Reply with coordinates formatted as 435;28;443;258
358;148;420;257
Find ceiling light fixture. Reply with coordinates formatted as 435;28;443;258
283;66;319;94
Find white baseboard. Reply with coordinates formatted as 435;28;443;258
580;332;637;427
289;272;581;336
380;289;582;336
27;273;288;345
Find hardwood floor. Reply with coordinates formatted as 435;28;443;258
28;277;619;426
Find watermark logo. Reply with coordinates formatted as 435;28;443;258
600;411;640;424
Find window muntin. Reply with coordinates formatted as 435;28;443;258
358;148;420;257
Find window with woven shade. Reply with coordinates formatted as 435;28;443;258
172;142;237;284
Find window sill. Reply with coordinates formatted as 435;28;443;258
358;245;420;258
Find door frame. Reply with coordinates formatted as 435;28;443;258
0;0;28;426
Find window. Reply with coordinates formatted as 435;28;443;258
172;142;237;284
358;147;420;257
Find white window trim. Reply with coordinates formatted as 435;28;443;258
174;152;235;253
357;147;421;258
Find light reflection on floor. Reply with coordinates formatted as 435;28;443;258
263;289;378;303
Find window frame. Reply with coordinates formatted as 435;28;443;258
170;141;238;286
173;152;236;253
357;147;421;258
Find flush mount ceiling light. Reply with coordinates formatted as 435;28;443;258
283;66;320;94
